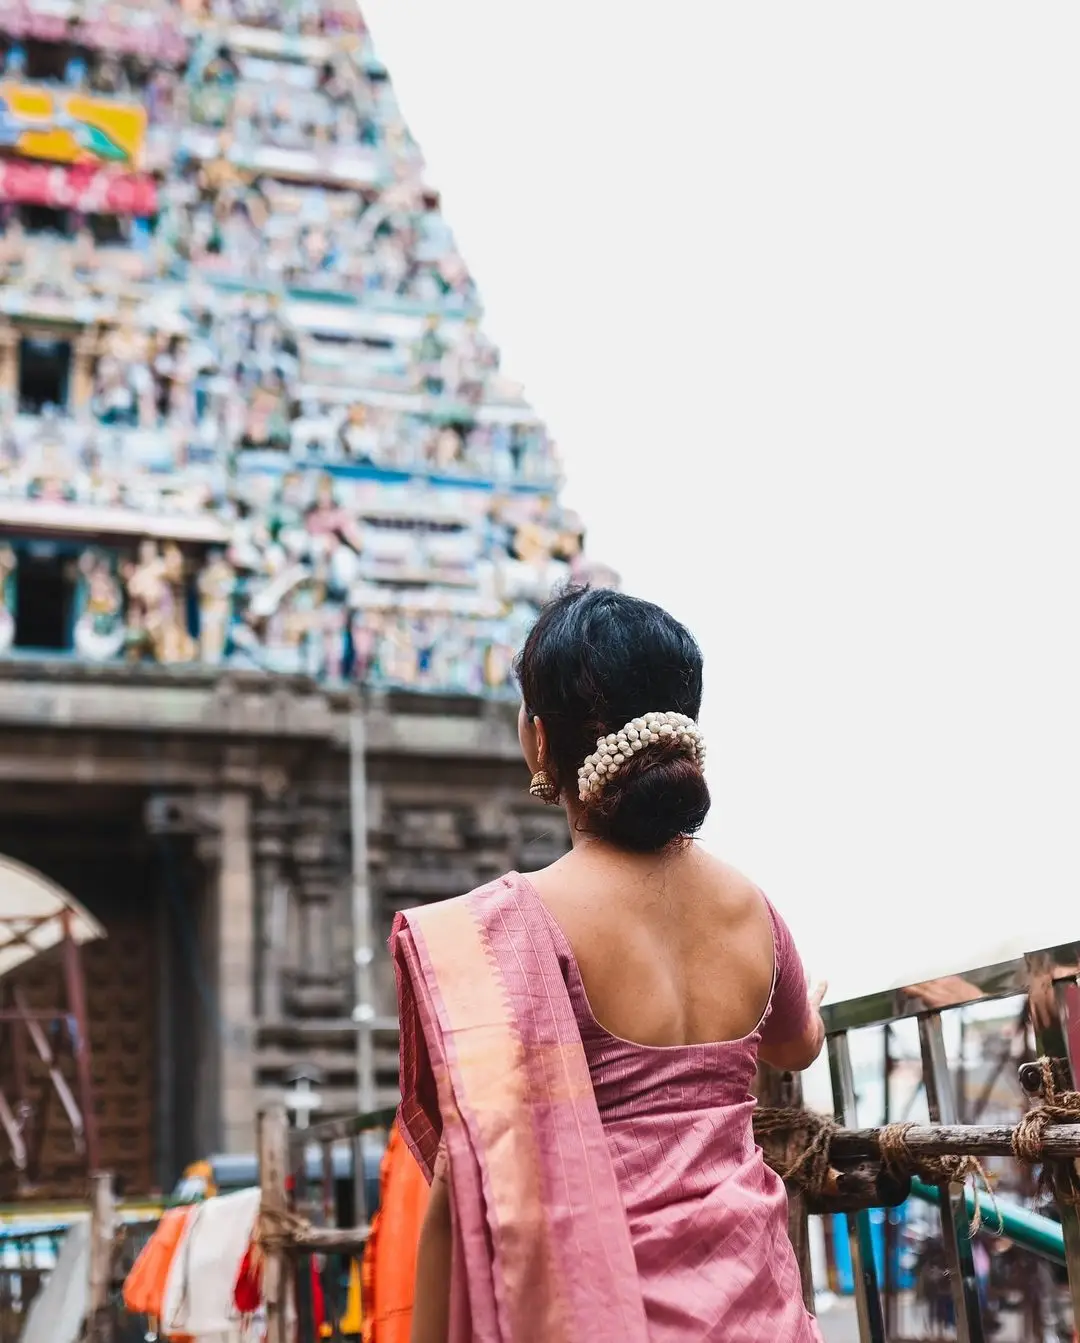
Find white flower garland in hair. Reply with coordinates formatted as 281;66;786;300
577;711;706;802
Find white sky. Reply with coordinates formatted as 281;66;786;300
364;1;1080;1003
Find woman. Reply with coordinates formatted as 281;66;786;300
393;587;826;1342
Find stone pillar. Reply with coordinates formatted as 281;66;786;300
214;791;256;1153
286;809;349;1018
254;805;288;1022
187;790;256;1153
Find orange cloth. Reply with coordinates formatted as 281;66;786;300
123;1205;195;1341
360;1124;429;1343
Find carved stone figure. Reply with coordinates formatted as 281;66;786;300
319;602;348;683
123;539;196;664
161;542;198;664
123;539;168;662
74;549;125;662
197;549;235;665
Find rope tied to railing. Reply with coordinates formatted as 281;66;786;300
254;1205;372;1258
753;1106;841;1196
753;1106;1000;1232
1012;1056;1080;1207
255;1206;319;1255
877;1122;1000;1235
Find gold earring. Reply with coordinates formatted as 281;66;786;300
529;770;559;805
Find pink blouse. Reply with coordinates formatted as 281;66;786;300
530;883;822;1343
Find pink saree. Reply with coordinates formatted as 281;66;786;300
393;872;820;1343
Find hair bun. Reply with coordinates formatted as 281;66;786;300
585;736;709;852
515;586;710;853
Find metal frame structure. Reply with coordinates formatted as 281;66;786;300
819;936;1080;1341
0;860;104;1187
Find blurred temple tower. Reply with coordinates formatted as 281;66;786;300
0;0;609;1197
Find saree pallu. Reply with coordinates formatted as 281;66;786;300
392;878;651;1343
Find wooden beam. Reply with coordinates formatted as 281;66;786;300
86;1172;116;1343
286;1224;370;1255
258;1106;291;1343
828;1121;1080;1160
804;1161;911;1215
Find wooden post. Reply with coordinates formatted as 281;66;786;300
259;1106;291;1343
320;1138;336;1228
756;1064;815;1314
291;1128;316;1343
780;1077;815;1314
86;1172;116;1343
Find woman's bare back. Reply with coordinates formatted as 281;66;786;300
524;842;778;1050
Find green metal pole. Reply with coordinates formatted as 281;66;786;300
910;1177;1065;1265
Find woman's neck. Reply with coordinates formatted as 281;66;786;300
559;804;697;866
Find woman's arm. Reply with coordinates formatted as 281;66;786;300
410;1144;452;1343
757;897;827;1073
758;980;827;1072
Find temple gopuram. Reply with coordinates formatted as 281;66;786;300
0;0;611;1199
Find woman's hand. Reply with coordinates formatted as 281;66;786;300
809;980;828;1012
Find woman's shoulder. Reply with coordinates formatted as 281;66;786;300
691;848;794;926
693;847;760;896
393;872;532;936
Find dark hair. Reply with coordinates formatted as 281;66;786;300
515;587;710;853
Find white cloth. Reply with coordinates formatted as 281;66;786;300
160;1187;261;1339
20;1218;89;1343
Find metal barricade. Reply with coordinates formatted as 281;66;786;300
260;1105;397;1343
819;938;1080;1341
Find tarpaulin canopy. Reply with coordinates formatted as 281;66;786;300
0;854;104;981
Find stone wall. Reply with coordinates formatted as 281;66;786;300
0;663;567;1189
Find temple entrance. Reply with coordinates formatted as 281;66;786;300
0;789;175;1198
0;855;101;1199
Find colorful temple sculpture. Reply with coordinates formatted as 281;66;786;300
0;0;610;695
0;0;606;1198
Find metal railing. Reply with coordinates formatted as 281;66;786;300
251;944;1080;1342
258;1105;397;1343
818;938;1080;1341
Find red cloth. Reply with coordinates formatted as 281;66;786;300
310;1259;325;1332
233;1245;262;1315
230;1241;326;1337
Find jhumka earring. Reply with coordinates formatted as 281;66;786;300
529;770;559;805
